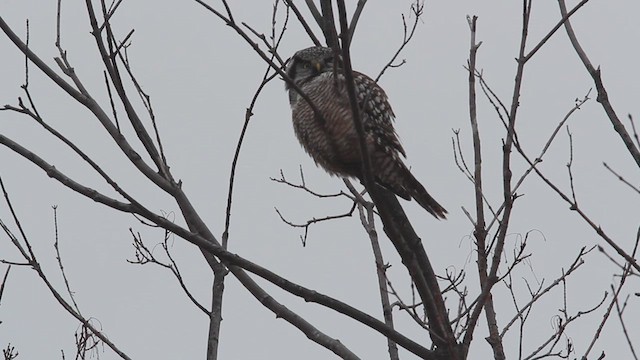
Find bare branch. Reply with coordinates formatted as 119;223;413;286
225;60;282;248
304;0;323;30
565;127;578;205
500;246;594;337
0;266;10;305
582;264;633;359
347;0;367;42
523;0;591;61
274;202;356;246
271;168;353;200
351;190;399;360
194;0;326;125
558;0;640;168
510;132;640;273
86;0;171;180
464;14;504;358
603;162;640;196
0;134;135;213
2;344;18;360
283;0;321;46
525;291;606;360
374;1;424;83
52;206;81;314
0;179;132;360
0;13;175;194
614;293;638;360
335;0;455;353
127;229;210;315
629;114;640;149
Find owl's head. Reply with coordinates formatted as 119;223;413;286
285;46;340;90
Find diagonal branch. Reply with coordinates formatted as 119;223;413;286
283;0;321;46
88;0;170;179
0;14;175;195
334;0;456;355
557;0;640;168
0;178;132;360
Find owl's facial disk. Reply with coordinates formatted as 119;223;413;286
287;57;333;86
285;47;337;90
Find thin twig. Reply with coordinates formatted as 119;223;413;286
127;229;210;315
52;206;82;314
0;266;10;304
614;293;638;360
510;130;640;272
194;0;327;125
374;1;423;83
500;246;594;337
565;127;578;206
602;162;640;195
582;264;632;359
274;203;356;246
271;168;353;200
0;178;132;360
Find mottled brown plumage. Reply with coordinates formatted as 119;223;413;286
285;46;447;219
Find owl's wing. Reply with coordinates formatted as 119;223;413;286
353;71;406;158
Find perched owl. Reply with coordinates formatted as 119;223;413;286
285;46;447;219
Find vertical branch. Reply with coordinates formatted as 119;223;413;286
216;6;290;355
360;203;399;360
347;178;399;360
466;16;486;251
206;264;228;360
462;13;495;356
463;2;533;358
463;15;505;359
319;0;340;49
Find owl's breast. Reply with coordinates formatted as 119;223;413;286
289;76;362;177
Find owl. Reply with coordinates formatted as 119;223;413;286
285;46;447;219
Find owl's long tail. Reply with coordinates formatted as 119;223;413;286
362;150;447;219
371;163;447;219
404;171;448;219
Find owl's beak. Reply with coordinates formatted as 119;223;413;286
312;61;323;73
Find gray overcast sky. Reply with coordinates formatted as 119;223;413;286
1;1;638;359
